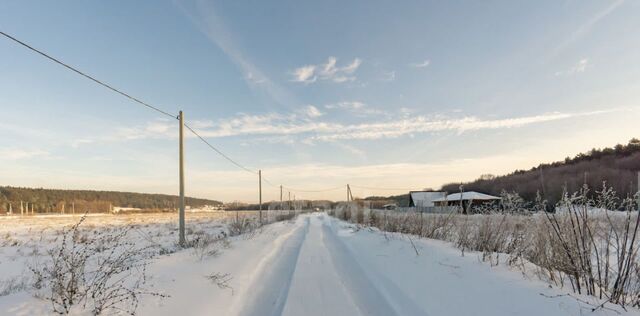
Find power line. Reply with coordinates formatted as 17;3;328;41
1;30;392;196
262;176;342;192
350;184;420;191
261;176;279;188
184;123;257;174
282;185;344;193
0;30;260;175
0;30;176;119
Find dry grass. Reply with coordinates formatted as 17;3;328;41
332;184;640;308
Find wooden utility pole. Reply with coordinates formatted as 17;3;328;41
258;170;262;224
280;185;283;210
347;184;350;202
178;110;186;246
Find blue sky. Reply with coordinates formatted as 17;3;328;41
1;0;639;202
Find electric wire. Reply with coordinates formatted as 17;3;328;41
282;185;345;193
350;185;421;191
183;123;257;174
0;30;176;119
1;30;420;197
0;30;259;176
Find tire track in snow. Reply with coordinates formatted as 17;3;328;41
321;216;429;316
237;216;310;316
281;214;363;316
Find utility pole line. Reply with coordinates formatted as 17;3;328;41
178;110;186;246
258;170;262;225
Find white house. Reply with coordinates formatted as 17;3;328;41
408;191;447;208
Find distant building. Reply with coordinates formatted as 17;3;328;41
408;191;447;208
433;191;501;214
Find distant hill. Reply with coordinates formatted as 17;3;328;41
0;186;222;214
362;139;640;207
441;138;640;205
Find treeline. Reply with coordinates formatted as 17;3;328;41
224;200;334;211
363;194;411;207
441;139;640;205
0;186;222;214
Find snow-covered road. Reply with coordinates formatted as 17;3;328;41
140;213;634;316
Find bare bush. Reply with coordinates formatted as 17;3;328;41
187;231;230;260
329;183;640;308
0;276;29;297
30;215;166;315
228;217;257;237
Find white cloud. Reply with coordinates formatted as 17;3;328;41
0;148;49;160
332;76;355;83
291;57;362;84
292;65;317;83
325;101;386;116
341;58;362;74
410;60;431;68
555;58;590;76
301;105;323;118
186;109;614;143
90;108;618;146
325;101;366;110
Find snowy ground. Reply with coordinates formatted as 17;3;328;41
0;212;638;315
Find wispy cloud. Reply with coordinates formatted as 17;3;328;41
325;101;365;111
555;58;590;76
300;105;323;118
409;60;430;68
141;109;614;143
325;101;386;116
291;57;362;84
0;148;50;160
552;0;625;58
176;1;295;107
292;65;317;83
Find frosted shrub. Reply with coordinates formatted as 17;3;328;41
329;183;640;307
30;215;163;315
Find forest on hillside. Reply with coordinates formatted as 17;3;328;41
0;186;222;214
441;138;640;205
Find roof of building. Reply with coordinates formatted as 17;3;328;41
432;191;501;202
409;191;446;207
